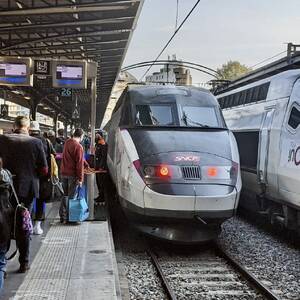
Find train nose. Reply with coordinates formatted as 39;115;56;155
137;151;238;187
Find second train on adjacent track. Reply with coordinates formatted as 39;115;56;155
216;69;300;234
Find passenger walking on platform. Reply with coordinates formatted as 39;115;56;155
55;128;66;154
29;121;56;235
47;130;56;146
0;116;48;273
60;128;84;223
94;132;108;203
0;157;11;293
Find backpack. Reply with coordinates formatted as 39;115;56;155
0;168;14;246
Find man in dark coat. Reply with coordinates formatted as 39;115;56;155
94;132;108;203
0;116;48;273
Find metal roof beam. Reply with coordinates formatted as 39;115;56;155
0;29;131;51
26;47;125;57
13;39;127;52
0;3;133;16
0;17;134;32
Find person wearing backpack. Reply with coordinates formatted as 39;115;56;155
0;157;13;293
0;116;48;273
29;121;56;235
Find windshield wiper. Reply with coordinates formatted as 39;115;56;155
182;111;209;128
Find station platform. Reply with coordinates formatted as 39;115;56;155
2;203;121;300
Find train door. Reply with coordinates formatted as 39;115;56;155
278;78;300;206
258;108;275;186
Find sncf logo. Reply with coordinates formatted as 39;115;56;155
174;155;200;162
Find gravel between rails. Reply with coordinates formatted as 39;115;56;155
154;249;264;300
219;216;300;300
114;219;264;300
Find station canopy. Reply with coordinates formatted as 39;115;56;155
0;0;143;127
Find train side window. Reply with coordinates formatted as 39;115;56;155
288;106;300;130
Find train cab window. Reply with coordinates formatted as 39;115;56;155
181;106;219;127
288;106;300;130
135;104;174;126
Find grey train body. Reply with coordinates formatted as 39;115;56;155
216;70;300;233
105;85;241;243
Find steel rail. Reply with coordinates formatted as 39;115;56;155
147;249;177;300
214;242;281;300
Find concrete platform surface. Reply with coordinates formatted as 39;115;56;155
4;219;120;300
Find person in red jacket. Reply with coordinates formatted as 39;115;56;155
60;128;84;223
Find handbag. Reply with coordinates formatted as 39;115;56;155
68;186;89;222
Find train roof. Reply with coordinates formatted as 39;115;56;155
217;70;300;100
125;85;219;106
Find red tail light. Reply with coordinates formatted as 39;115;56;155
159;165;170;177
207;167;218;177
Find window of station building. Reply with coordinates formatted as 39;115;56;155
36;112;53;126
288;106;300;130
135;104;174;126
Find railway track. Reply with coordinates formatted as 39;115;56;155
147;242;281;300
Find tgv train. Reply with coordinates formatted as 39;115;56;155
105;85;241;243
216;70;300;233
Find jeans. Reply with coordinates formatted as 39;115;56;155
60;176;78;222
0;243;7;293
34;197;45;221
95;173;107;201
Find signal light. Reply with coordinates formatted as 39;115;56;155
207;167;217;177
159;166;169;177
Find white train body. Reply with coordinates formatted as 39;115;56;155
216;70;300;231
106;85;241;243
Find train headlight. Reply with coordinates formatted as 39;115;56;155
142;165;173;179
159;166;170;177
201;163;238;184
144;166;156;178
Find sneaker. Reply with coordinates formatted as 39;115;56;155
33;222;43;235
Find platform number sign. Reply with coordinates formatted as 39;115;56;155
61;88;72;97
0;104;8;117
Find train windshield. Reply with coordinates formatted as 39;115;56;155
181;106;220;127
135;104;174;126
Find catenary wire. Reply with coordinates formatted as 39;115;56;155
139;0;202;81
175;0;179;31
250;50;286;69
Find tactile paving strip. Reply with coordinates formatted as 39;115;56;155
12;223;80;300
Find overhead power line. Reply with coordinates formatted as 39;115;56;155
175;0;179;31
250;50;286;69
139;0;202;81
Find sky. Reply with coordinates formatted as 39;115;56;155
123;0;300;85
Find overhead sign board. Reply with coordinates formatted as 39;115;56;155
34;60;51;75
60;88;72;97
0;57;32;86
72;107;80;119
52;60;87;89
0;104;8;117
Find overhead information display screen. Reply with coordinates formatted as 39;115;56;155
56;65;83;80
0;58;32;86
53;61;87;89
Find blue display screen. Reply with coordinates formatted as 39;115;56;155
0;62;28;85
